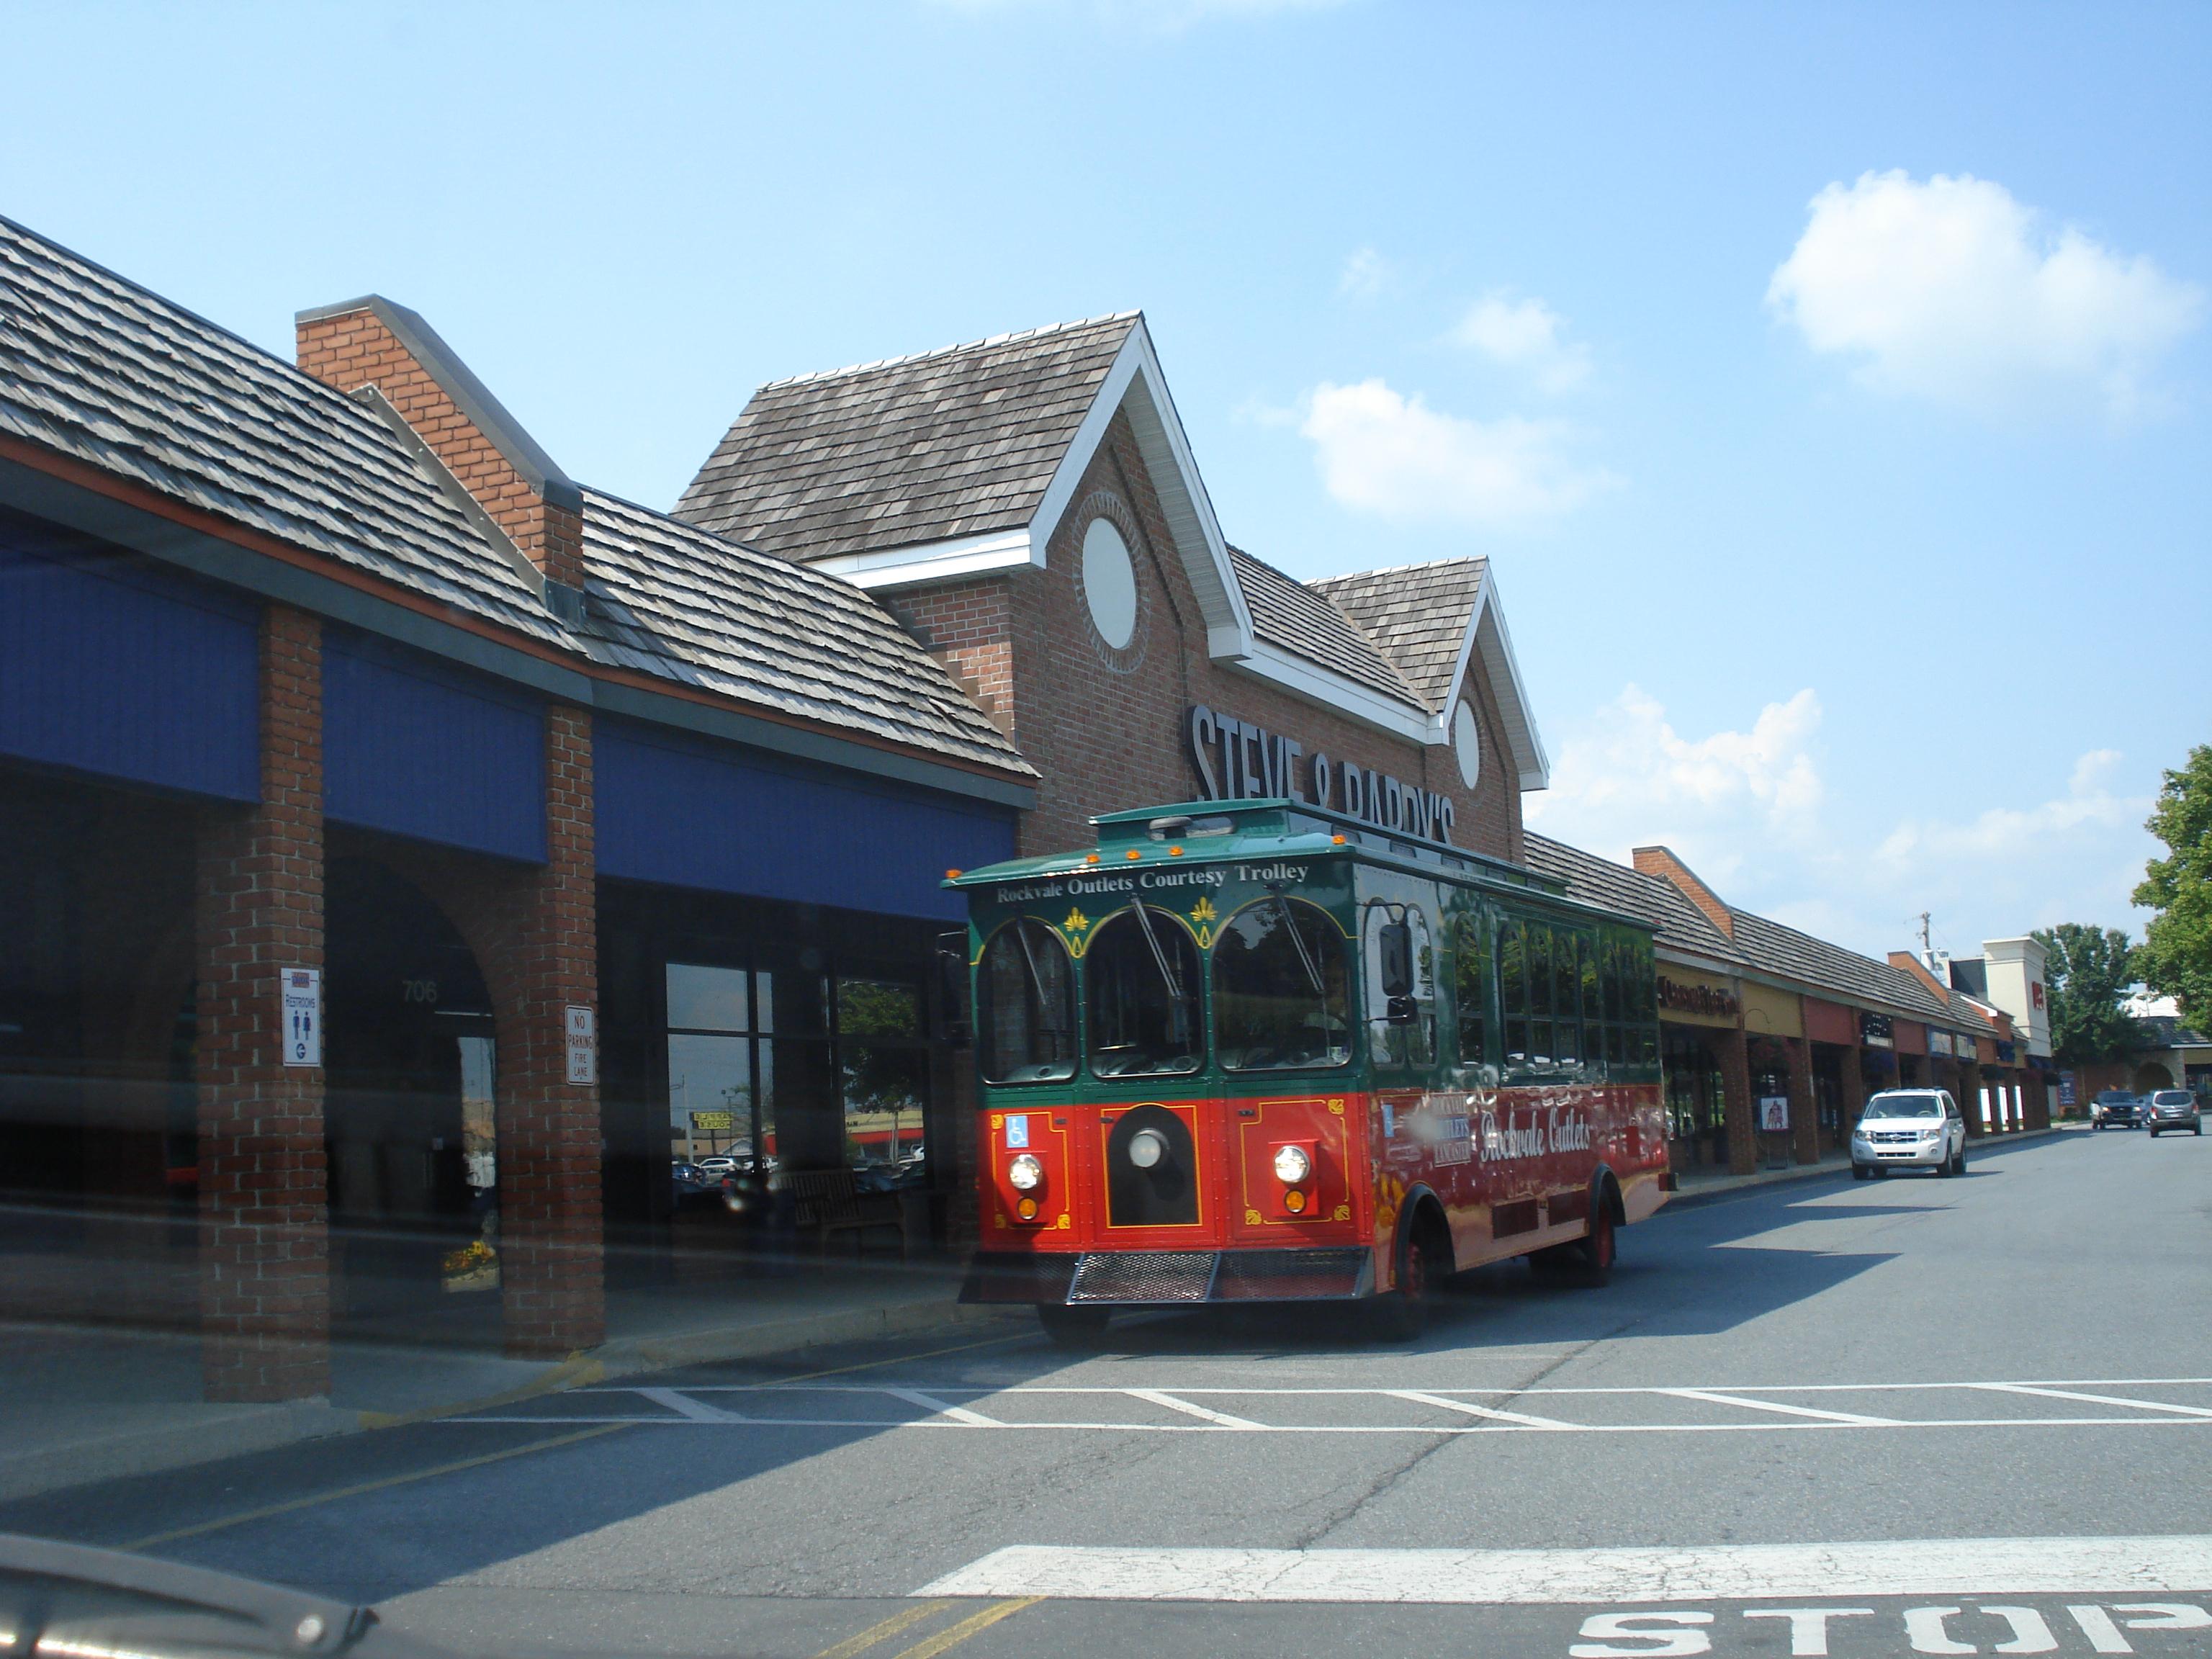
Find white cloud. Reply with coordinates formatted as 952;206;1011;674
1529;688;2161;958
1298;379;1614;526
1450;292;1591;392
1525;685;1825;889
1768;170;2204;417
1337;246;1394;301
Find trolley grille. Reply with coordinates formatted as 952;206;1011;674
1211;1248;1370;1300
1069;1250;1218;1303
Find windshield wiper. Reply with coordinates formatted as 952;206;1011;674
1272;891;1326;997
1012;919;1056;1020
1128;902;1185;1003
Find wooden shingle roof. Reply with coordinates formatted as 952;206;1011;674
674;313;1140;564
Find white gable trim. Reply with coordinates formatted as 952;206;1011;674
814;527;1038;590
1431;565;1551;791
1230;639;1434;744
1028;319;1254;656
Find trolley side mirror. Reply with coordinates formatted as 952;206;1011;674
1377;920;1418;1022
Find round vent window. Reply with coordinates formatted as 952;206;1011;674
1453;701;1483;791
1081;518;1139;650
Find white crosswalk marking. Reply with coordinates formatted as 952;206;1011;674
1658;1387;1900;1426
1125;1389;1263;1429
1385;1388;1573;1429
881;1387;1003;1427
634;1387;744;1421
1977;1382;2212;1419
912;1537;2212;1604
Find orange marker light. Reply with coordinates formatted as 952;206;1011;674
1169;846;1184;856
1331;835;1347;845
944;869;961;879
1125;849;1142;861
1086;853;1101;864
1016;1197;1039;1221
1283;1189;1308;1214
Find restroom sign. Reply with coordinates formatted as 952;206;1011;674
281;968;322;1068
565;1005;598;1086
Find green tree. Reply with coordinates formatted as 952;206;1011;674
2032;923;2142;1067
2132;745;2212;1024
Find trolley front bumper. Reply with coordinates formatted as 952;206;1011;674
961;1248;1375;1307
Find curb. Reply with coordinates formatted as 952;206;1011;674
1664;1125;2074;1210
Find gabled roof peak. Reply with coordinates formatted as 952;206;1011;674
757;310;1143;391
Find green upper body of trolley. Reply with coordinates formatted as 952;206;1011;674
945;799;1661;1113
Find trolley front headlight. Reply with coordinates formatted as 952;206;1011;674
1007;1154;1044;1191
1272;1145;1312;1184
1128;1128;1168;1169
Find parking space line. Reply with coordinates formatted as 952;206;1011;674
1126;1388;1264;1429
1976;1382;2212;1419
1387;1388;1573;1429
1660;1388;1900;1426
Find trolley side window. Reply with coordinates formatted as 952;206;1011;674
1501;917;1529;1066
1553;929;1583;1065
1361;899;1436;1069
1213;897;1352;1072
1087;904;1203;1078
1452;910;1492;1066
1527;922;1554;1065
977;918;1077;1085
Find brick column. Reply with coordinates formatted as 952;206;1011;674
1786;1036;1819;1165
1718;1028;1755;1175
485;705;603;1356
196;606;329;1403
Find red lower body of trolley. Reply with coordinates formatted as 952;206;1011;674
960;1084;1671;1312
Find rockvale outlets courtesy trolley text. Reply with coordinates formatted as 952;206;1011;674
948;798;1671;1340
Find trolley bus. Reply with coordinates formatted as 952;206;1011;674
950;798;1671;1340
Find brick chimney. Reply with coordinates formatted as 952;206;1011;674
295;297;587;608
1632;845;1735;938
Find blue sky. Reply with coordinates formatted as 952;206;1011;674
7;0;2206;963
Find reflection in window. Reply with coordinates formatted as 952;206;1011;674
1213;898;1349;1072
667;963;763;1168
1087;905;1202;1077
1501;919;1528;1065
979;919;1076;1084
837;979;927;1187
1554;931;1581;1066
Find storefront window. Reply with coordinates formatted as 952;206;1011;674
978;919;1076;1084
666;963;765;1170
1087;905;1202;1078
1213;897;1350;1072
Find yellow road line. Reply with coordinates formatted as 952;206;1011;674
809;1600;956;1659
889;1598;1042;1659
125;1423;629;1550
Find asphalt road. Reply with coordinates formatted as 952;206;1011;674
9;1127;2211;1659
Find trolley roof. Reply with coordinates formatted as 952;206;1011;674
945;799;1650;933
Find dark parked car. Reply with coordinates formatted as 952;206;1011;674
2144;1089;2203;1136
2091;1089;2141;1130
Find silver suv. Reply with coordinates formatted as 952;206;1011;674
1851;1089;1968;1179
2144;1089;2203;1137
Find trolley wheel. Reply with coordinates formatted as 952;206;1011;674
1371;1210;1444;1341
1576;1201;1618;1285
1037;1304;1110;1348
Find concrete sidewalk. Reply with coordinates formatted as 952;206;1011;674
0;1254;1023;1504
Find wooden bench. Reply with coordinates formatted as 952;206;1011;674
770;1168;911;1261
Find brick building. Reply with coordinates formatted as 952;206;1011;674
0;225;1557;1400
1524;837;2054;1175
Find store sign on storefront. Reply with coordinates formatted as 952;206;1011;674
1184;705;1457;843
1861;1012;1894;1048
280;966;322;1068
1655;974;1739;1021
1929;1030;1954;1057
